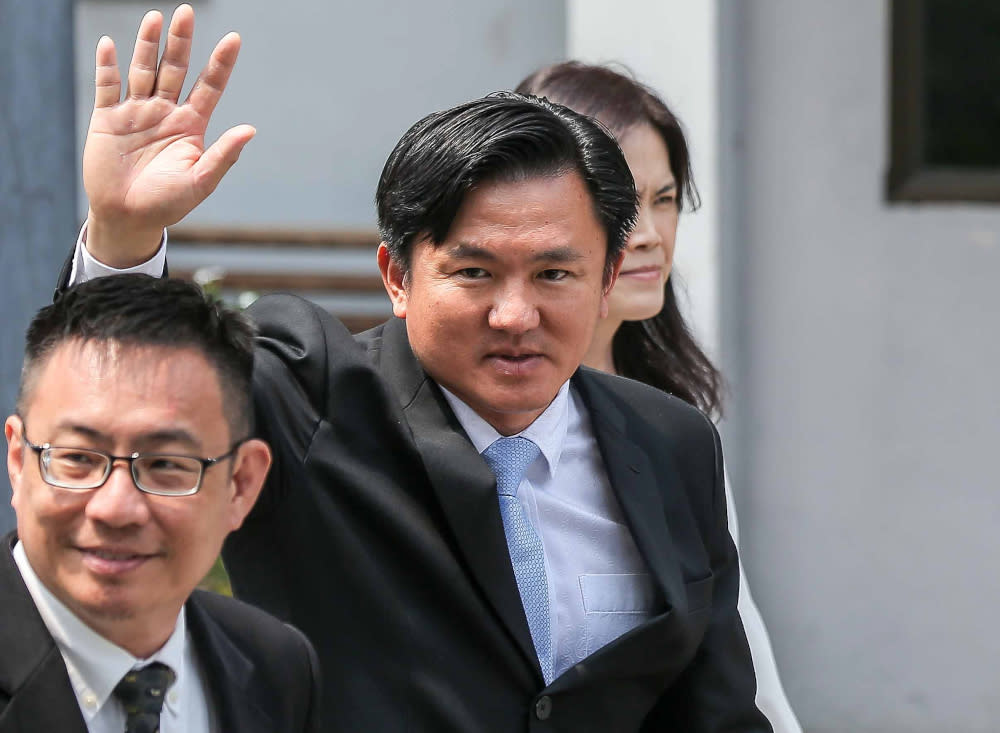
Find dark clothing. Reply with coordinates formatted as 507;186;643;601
0;532;322;733
222;294;769;732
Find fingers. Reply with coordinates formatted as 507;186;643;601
154;4;195;103
126;9;163;99
94;36;121;109
186;32;242;121
191;124;256;200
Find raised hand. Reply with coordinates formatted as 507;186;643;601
82;4;255;267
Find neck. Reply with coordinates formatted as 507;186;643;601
100;619;176;660
584;317;621;375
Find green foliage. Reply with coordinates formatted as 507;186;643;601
198;555;233;596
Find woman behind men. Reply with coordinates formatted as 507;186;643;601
517;62;802;732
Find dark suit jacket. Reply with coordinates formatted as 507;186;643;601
0;532;321;732
217;294;770;732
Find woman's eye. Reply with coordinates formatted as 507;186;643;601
655;194;676;206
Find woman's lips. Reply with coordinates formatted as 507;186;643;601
620;265;663;282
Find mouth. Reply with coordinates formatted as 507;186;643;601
78;546;159;575
620;265;664;281
484;352;545;376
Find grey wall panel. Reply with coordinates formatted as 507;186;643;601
723;1;1000;730
75;1;567;229
0;0;78;532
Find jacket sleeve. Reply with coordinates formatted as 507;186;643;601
642;420;774;733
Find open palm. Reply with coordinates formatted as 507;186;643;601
82;5;254;262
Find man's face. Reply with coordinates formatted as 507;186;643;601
6;340;267;655
380;171;621;435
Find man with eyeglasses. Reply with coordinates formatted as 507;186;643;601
1;275;321;732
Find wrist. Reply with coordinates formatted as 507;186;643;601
84;210;165;268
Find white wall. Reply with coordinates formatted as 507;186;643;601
725;1;1000;730
75;0;566;229
568;0;721;358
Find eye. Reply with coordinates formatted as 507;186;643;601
654;192;676;206
455;267;489;279
538;269;569;282
57;451;101;467
145;456;198;473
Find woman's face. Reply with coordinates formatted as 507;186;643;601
607;122;679;324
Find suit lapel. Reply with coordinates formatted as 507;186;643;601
573;372;688;615
185;594;273;733
0;533;87;733
377;318;543;678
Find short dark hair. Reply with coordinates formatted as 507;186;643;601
20;275;257;436
375;92;638;283
518;62;722;418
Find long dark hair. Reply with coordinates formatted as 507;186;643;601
517;62;724;418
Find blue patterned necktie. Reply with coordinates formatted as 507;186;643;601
113;662;176;733
482;436;553;684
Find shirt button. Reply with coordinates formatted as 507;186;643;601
535;695;552;720
83;692;98;710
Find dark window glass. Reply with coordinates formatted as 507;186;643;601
923;0;1000;168
888;0;1000;202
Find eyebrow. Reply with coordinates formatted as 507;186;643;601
639;181;677;198
48;423;202;451
445;242;585;264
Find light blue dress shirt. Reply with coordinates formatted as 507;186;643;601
441;381;658;679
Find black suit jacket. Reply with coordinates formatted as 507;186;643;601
217;294;770;732
0;533;321;732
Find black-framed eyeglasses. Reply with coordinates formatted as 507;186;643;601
20;427;246;497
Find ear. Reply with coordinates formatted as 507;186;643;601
225;438;272;531
377;242;409;319
599;251;626;319
5;415;25;505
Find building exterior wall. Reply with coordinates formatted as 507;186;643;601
568;0;721;358
0;0;78;532
74;1;567;229
724;1;1000;729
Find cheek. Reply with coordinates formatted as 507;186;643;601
660;217;679;270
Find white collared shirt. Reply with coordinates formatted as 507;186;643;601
441;381;658;680
13;542;217;733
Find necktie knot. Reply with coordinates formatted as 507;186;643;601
482;436;540;497
113;662;176;733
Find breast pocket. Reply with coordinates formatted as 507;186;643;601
580;573;661;657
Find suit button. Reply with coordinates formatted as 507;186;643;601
535;695;552;720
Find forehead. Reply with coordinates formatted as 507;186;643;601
23;340;225;432
618;123;673;185
431;171;607;256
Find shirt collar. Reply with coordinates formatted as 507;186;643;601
439;379;571;479
12;540;186;721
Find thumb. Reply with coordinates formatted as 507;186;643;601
191;124;257;201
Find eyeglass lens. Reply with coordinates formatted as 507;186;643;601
41;448;203;494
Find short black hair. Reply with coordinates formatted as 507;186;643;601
20;275;257;436
375;92;638;282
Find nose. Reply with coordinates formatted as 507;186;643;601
627;202;662;251
84;460;151;528
488;283;540;334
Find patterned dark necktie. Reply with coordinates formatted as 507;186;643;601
112;662;176;733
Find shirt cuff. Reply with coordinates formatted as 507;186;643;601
69;222;168;285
